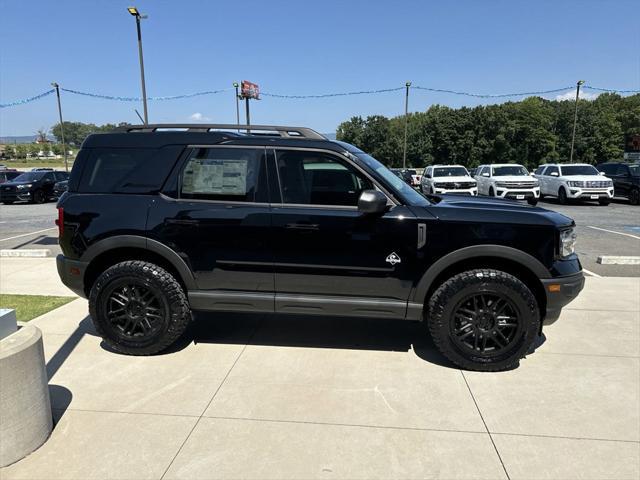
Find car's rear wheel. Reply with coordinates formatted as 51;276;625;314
89;261;191;355
558;187;568;204
426;269;540;371
630;189;640;206
32;190;45;204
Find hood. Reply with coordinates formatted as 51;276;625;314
432;176;475;183
491;175;536;182
415;194;574;228
560;175;611;182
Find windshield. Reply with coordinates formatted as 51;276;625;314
12;172;44;182
434;167;468;177
492;165;529;176
629;165;640;177
561;165;599;176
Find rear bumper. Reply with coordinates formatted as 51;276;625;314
541;271;585;325
56;254;88;298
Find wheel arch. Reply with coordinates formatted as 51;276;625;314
81;235;197;296
412;245;550;317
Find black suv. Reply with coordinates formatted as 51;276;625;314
1;170;69;204
596;162;640;205
56;124;584;371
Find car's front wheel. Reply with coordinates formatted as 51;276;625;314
32;190;45;204
558;187;568;204
89;261;191;355
426;269;540;371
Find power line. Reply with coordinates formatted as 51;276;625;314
1;84;638;109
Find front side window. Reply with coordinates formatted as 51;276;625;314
276;150;372;206
180;147;267;202
546;166;559;176
534;166;545;175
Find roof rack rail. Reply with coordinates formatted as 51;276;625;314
115;124;326;140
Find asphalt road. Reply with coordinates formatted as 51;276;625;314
1;198;638;276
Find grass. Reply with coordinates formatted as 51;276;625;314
0;294;75;322
2;160;75;169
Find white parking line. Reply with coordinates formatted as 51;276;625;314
582;268;602;278
587;225;640;240
0;227;57;242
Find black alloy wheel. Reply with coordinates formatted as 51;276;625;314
32;190;45;204
103;280;167;341
630;189;640;206
451;293;521;356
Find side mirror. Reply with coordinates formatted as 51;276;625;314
551;172;559;177
358;190;388;215
482;172;490;177
599;171;605;176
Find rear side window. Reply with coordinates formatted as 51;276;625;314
77;147;179;193
180;147;267;202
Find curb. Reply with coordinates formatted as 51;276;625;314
0;249;51;258
597;255;640;265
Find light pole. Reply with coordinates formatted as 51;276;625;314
569;80;585;163
402;82;411;170
233;82;240;128
128;7;149;125
51;82;68;172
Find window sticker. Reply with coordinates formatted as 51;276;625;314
183;159;248;195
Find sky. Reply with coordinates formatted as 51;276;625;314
0;0;638;136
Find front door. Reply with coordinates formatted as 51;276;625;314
148;146;273;298
269;148;419;317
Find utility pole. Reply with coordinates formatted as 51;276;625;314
233;83;240;128
245;97;251;133
569;80;585;163
402;82;411;170
128;7;149;124
51;82;68;172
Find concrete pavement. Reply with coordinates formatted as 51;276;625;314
0;271;638;479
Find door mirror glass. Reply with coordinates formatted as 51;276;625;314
357;190;387;215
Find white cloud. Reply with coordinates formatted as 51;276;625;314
189;112;211;121
555;89;599;101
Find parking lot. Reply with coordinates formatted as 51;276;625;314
1;198;638;277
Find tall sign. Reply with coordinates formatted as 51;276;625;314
239;80;259;128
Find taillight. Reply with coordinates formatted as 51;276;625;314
55;207;64;237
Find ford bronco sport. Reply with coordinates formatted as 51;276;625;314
56;124;584;371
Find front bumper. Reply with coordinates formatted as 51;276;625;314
541;271;585;325
434;187;478;196
495;187;540;200
0;190;32;202
56;254;89;298
567;188;614;200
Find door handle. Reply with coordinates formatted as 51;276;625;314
285;222;319;231
165;218;199;226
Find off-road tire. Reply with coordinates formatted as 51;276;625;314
89;260;191;355
426;269;540;371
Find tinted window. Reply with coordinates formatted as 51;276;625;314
534;166;546;175
54;171;70;181
545;166;559;176
276;150;372;206
12;172;45;182
561;165;598;176
628;165;640;177
433;166;468;177
597;164;614;175
492;165;529;176
180;147;267;202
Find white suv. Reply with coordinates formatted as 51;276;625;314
533;163;613;205
475;164;540;205
420;165;478;195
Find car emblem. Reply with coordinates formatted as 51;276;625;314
385;252;401;265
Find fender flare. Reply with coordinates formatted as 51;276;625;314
80;235;197;290
410;244;551;304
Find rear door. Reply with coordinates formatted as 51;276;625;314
149;145;274;308
269;147;419;317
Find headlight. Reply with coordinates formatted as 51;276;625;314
560;228;577;257
533;179;540;186
17;184;32;189
568;181;585;188
495;182;507;187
